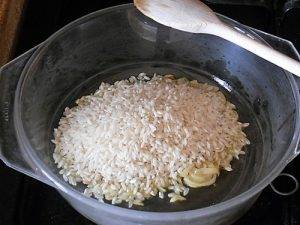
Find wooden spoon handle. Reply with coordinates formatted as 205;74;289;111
213;25;300;77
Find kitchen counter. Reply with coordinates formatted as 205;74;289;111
0;0;25;66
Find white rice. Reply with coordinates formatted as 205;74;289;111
52;73;249;207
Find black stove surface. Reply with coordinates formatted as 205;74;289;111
1;0;300;225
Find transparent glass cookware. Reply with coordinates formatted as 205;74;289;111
0;4;299;225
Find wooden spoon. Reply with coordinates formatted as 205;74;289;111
134;0;300;76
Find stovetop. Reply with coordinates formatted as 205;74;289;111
0;0;299;225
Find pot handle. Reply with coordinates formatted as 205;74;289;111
270;173;299;196
0;46;56;188
0;152;56;188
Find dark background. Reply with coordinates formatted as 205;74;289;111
0;0;299;224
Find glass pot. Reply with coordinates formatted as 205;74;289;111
0;4;299;225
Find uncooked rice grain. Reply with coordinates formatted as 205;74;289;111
53;73;249;207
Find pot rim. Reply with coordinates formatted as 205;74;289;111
13;3;300;221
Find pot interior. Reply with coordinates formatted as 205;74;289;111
16;5;297;212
